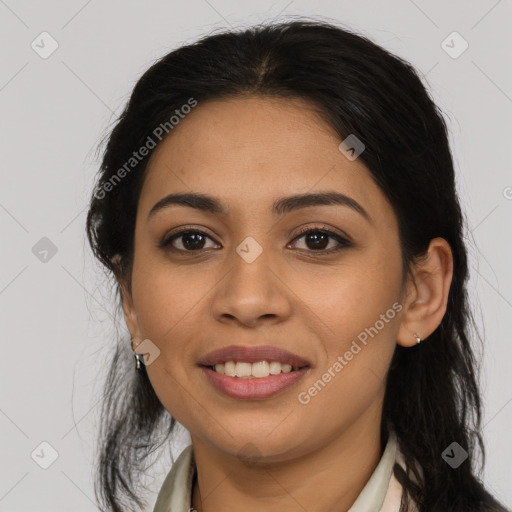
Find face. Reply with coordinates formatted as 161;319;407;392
122;96;408;461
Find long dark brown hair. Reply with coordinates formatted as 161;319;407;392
86;19;509;512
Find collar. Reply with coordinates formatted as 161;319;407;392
153;429;412;512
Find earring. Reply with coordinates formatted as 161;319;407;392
414;333;421;344
134;352;144;370
131;337;144;371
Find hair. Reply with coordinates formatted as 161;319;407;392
85;19;509;512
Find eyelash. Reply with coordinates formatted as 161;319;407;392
160;224;352;255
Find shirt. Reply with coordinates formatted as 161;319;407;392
153;428;418;512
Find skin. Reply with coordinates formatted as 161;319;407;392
118;96;453;512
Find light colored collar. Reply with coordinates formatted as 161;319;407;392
153;429;413;512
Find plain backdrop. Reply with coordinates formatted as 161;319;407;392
0;1;511;510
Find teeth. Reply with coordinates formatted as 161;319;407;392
281;364;292;373
269;361;281;375
212;360;298;378
252;361;269;378
224;361;236;377
235;362;252;378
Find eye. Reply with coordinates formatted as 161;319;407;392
160;228;220;252
288;226;351;253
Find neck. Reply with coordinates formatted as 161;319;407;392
190;409;385;512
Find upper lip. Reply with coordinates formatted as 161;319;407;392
198;345;311;368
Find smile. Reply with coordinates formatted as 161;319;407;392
198;344;311;399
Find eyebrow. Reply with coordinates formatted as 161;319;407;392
147;191;371;223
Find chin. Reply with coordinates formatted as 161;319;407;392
205;424;312;463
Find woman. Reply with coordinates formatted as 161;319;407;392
86;19;509;512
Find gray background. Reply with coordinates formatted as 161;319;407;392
0;0;511;510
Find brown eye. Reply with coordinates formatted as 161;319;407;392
161;230;219;252
289;228;351;253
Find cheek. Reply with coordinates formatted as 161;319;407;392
129;262;205;412
294;253;402;345
295;248;402;395
131;262;203;425
131;251;204;339
296;288;401;429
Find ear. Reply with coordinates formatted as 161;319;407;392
112;254;142;350
397;237;454;347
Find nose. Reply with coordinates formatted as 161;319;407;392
209;247;293;328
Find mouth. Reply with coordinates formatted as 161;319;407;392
198;345;311;400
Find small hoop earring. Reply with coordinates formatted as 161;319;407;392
414;333;421;344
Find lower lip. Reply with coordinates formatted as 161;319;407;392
201;366;309;400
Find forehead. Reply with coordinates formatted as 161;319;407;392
138;96;395;227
